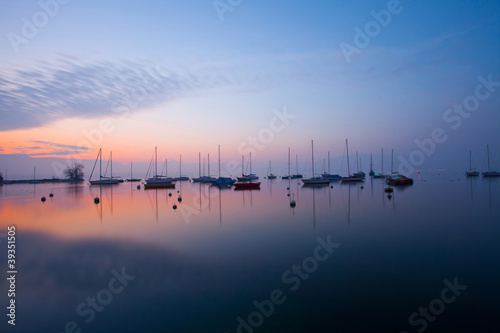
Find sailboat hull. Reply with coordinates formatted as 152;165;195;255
302;178;329;185
482;171;500;177
89;179;119;185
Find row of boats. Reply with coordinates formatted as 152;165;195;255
88;139;415;189
465;145;500;177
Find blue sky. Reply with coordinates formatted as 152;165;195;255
0;0;499;178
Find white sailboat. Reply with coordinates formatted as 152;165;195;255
145;147;175;189
267;161;277;179
89;149;120;185
302;140;329;185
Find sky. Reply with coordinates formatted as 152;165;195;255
0;0;499;179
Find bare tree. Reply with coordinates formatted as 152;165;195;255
63;163;84;181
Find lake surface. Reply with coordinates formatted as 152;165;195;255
0;173;499;332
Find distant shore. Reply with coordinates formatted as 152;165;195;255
0;179;85;185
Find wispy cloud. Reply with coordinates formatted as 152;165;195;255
0;140;92;157
0;56;245;131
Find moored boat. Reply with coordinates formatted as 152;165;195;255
89;149;120;185
302;140;330;185
481;145;500;177
234;182;261;190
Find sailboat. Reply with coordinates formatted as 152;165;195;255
369;153;375;177
237;153;259;181
211;145;235;186
465;150;479;177
321;151;341;180
353;151;365;178
201;154;216;183
126;162;141;182
89;149;120;185
386;149;413;185
482;145;500;177
291;155;303;179
144;147;175;189
342;140;365;182
173;155;189;181
192;153;206;182
282;148;292;179
237;155;251;182
372;148;386;178
267;161;277;179
302;140;329;185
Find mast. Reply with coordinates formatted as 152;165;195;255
111;151;113;179
241;155;244;176
346;139;351;176
328;151;331;174
154;146;157;178
218;145;221;177
179;154;182;177
198;153;201;177
34;167;36;182
381;148;384;174
100;148;102;180
250;152;252;174
356;151;359;172
131;162;133;179
296;154;299;174
311;140;315;177
391;149;394;174
370;153;373;172
469;150;472;172
288;147;291;176
208;154;211;177
165;159;168;177
487;145;491;172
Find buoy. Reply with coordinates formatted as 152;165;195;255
384;187;393;193
227;185;231;188
168;193;172;197
173;204;177;209
290;194;296;207
94;197;100;204
177;190;179;193
137;185;140;190
387;194;392;200
41;196;46;202
49;193;54;197
287;193;290;197
178;196;182;202
330;185;333;189
360;186;364;189
286;187;289;190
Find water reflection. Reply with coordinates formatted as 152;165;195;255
0;174;499;332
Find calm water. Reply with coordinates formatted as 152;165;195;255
0;173;499;332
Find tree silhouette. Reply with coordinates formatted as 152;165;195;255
63;163;84;180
